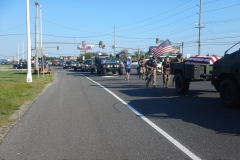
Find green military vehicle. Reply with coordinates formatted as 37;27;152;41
211;42;240;108
170;60;213;94
91;52;124;76
170;42;240;108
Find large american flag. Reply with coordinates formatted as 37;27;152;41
151;39;175;59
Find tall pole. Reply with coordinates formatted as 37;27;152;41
23;41;24;61
26;0;32;82
114;25;116;56
40;5;42;48
35;1;39;72
74;37;76;56
40;5;44;78
198;0;202;56
18;44;19;63
182;41;184;55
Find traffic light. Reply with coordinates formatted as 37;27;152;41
102;44;105;49
156;38;159;44
82;41;86;48
99;41;103;48
57;46;59;50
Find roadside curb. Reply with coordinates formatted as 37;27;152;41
0;72;56;142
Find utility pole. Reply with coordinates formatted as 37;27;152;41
40;4;44;78
18;44;19;63
182;41;184;55
196;0;204;56
74;37;76;56
35;1;39;72
26;0;32;82
23;41;24;61
114;25;116;56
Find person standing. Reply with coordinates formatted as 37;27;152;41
146;56;158;88
162;56;171;88
138;55;146;80
123;56;132;81
172;53;184;86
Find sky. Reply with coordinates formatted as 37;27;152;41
0;0;240;61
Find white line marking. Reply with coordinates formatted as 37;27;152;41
81;74;201;160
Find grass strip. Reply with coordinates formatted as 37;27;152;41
0;70;54;127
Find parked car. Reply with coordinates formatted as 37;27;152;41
13;62;34;69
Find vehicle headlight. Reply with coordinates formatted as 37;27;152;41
86;64;88;66
107;65;110;68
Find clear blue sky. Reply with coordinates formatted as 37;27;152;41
0;0;240;60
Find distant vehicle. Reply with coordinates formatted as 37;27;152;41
131;60;138;69
91;53;124;76
52;61;59;66
63;61;73;69
81;59;91;72
73;61;82;71
13;62;33;69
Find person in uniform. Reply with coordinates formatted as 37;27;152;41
146;56;158;89
138;55;146;80
162;56;171;88
172;53;184;86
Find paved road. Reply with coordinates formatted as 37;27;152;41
0;66;240;160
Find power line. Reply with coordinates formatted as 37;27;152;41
202;4;240;13
117;0;194;29
117;5;197;33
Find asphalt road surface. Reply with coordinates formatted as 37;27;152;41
0;66;240;160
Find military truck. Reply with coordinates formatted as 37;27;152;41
91;52;124;76
211;42;240;108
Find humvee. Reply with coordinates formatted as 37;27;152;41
211;42;240;108
91;52;124;76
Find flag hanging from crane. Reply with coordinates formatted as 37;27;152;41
151;39;175;59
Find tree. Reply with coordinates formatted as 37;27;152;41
79;52;94;60
118;49;129;58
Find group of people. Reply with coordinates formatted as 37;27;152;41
123;53;184;88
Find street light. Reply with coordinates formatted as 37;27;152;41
26;0;32;82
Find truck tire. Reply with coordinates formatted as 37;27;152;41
119;68;123;75
102;69;106;76
91;68;95;74
214;84;220;92
175;73;189;94
97;70;101;75
220;78;240;108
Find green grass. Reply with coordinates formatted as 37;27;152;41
0;65;12;69
0;70;54;127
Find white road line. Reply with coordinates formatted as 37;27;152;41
82;74;201;160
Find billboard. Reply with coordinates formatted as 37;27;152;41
149;46;180;57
